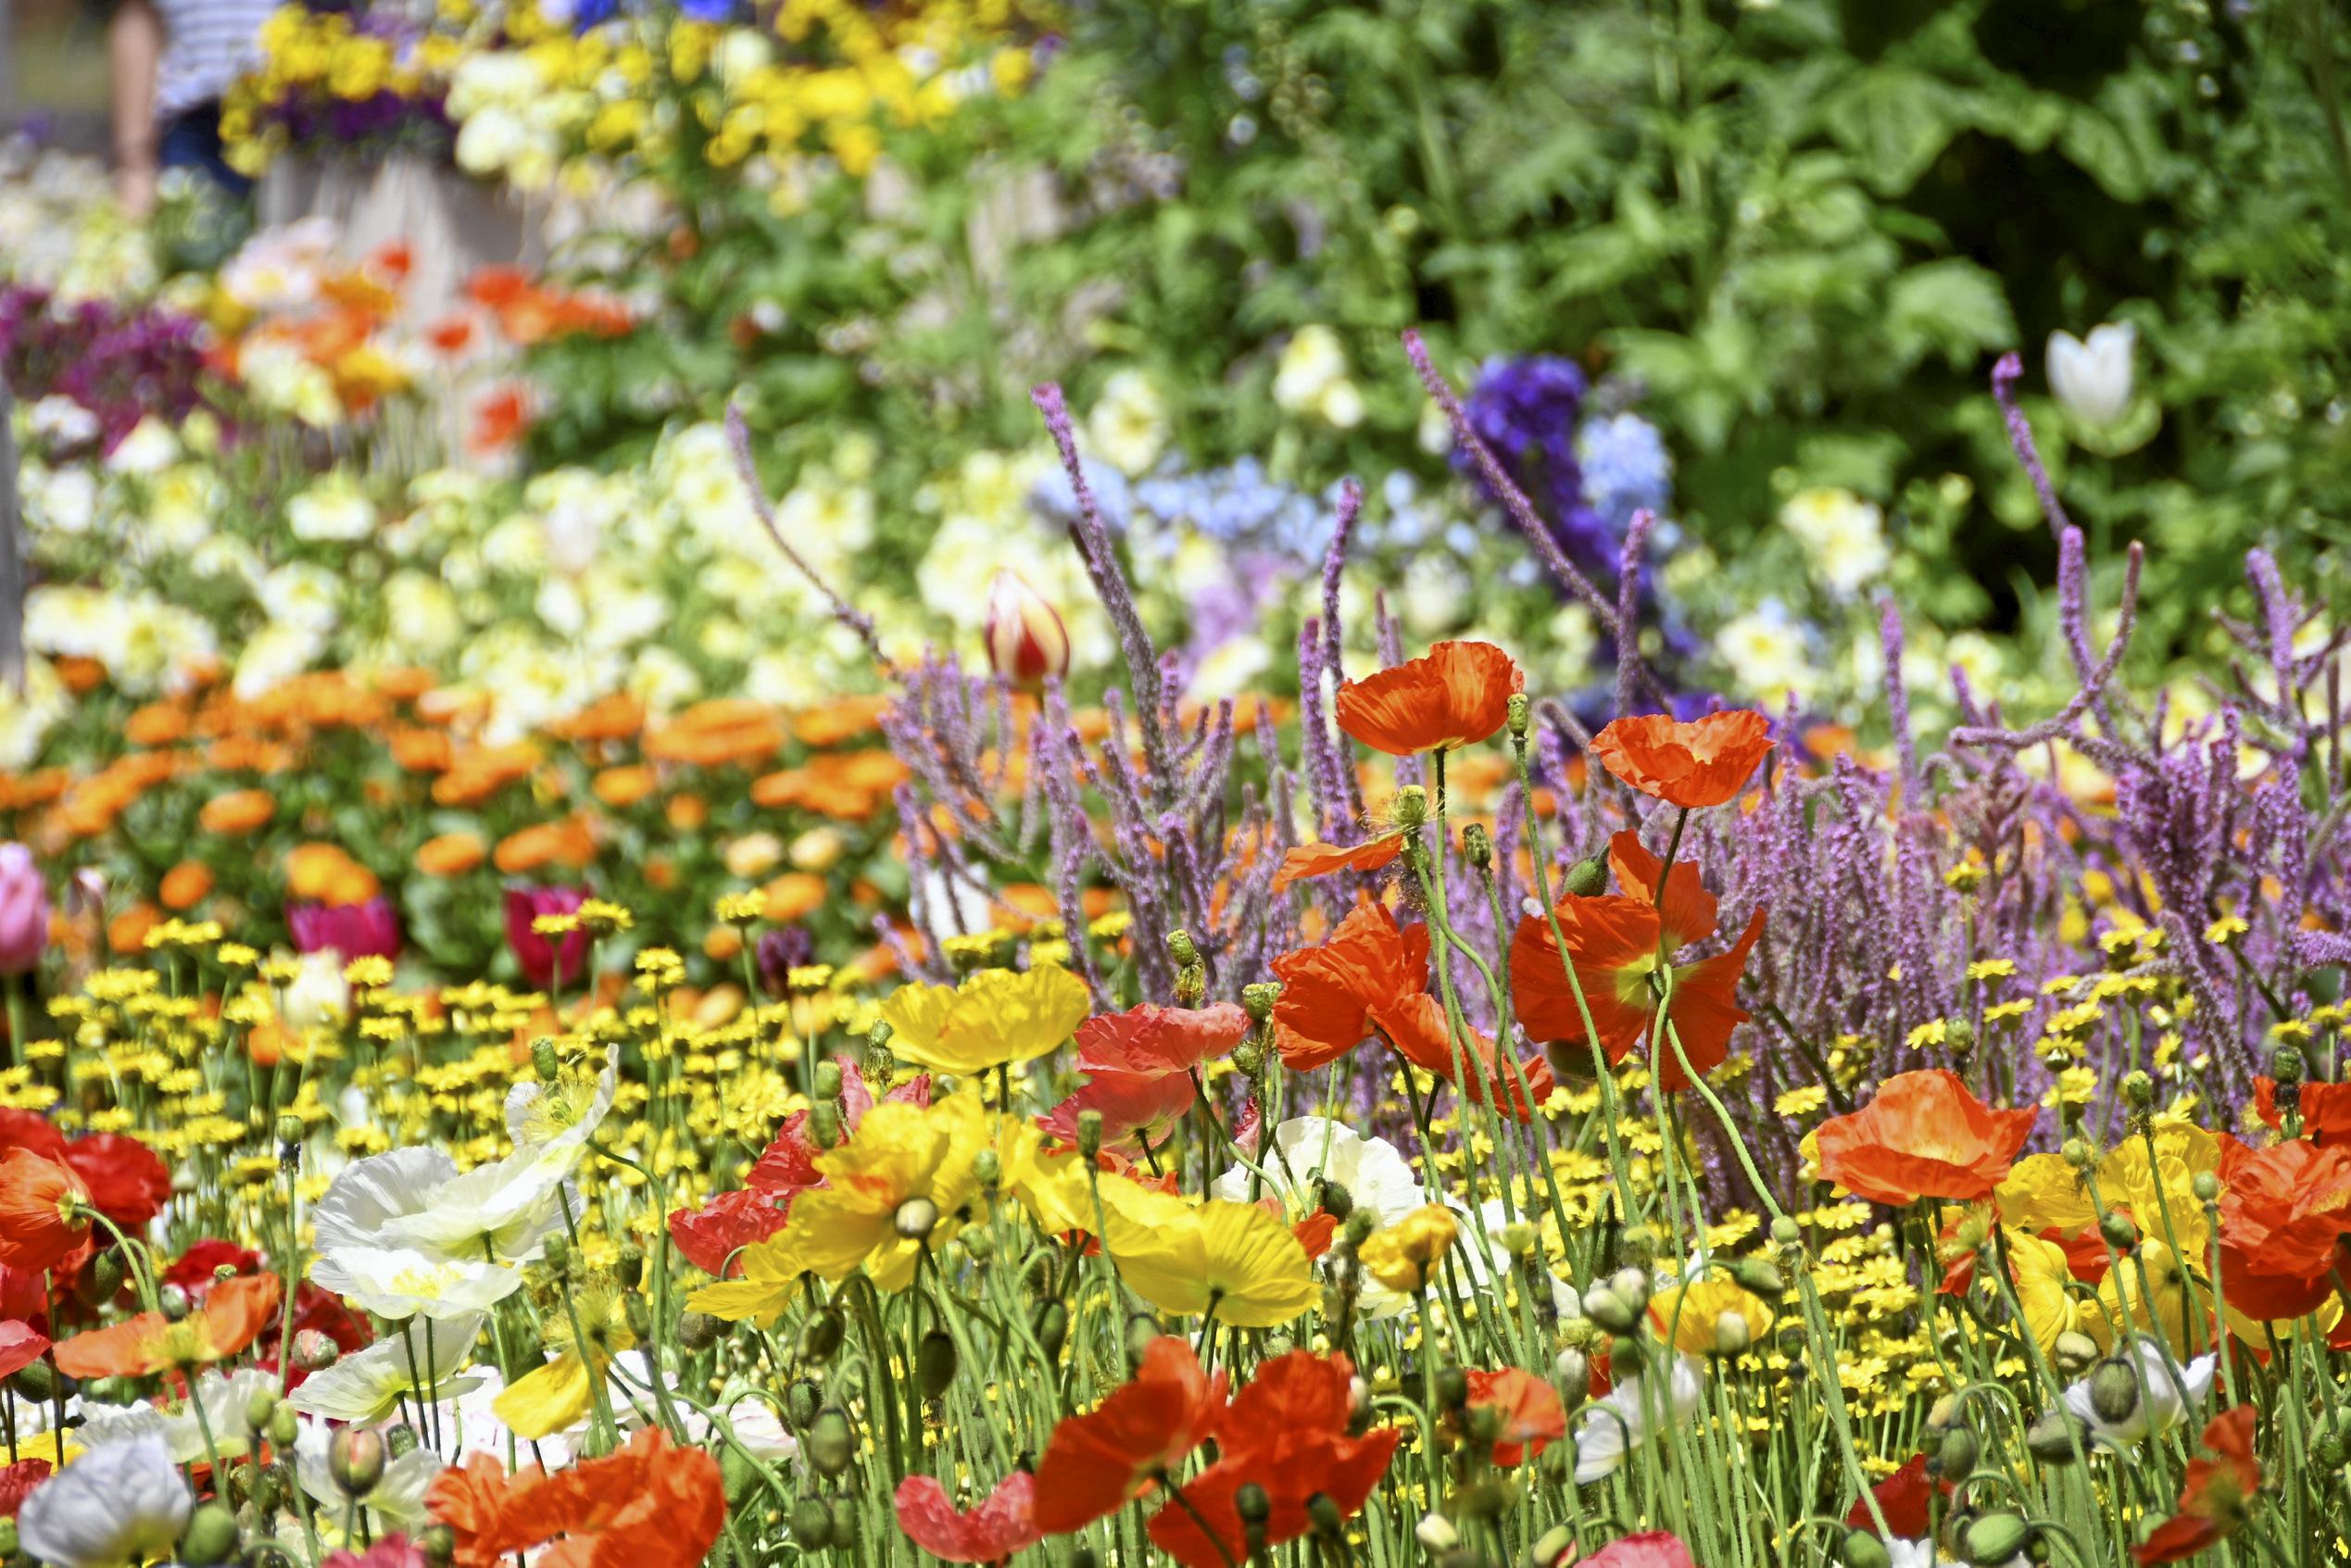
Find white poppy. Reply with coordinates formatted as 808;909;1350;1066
17;1435;192;1568
78;1368;274;1465
1213;1117;1430;1320
294;1420;446;1528
2046;322;2135;426
1571;1352;1706;1483
2059;1339;2214;1448
292;1311;490;1424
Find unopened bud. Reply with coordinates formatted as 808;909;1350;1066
808;1408;856;1475
1528;1524;1576;1568
532;1039;562;1082
1167;929;1200;967
1316;1178;1353;1222
275;1112;305;1148
1434;1366;1469;1410
1034;1300;1069;1361
1506;694;1530;737
798;1310;844;1363
2269;1042;2307;1085
386;1424;420;1459
1770;1215;1801;1247
678;1311;723;1352
1561;856;1608;898
542;1233;571;1278
1308;1494;1347;1539
1232;1039;1264;1076
2061;1138;2094;1170
785;1379;822;1428
1075;1110;1103;1160
158;1284;191;1321
983;569;1072;694
2052;1331;2098;1376
1729;1257;1784;1297
790;1496;835;1549
829;1496;858;1548
1960;1512;2031;1565
328;1427;386;1497
812;1059;843;1101
268;1403;299;1449
1461;822;1492;870
2088;1358;2142;1424
917;1329;958;1399
2098;1210;2138;1249
1934;1424;1980;1479
972;1148;1001;1188
1712;1314;1752;1357
809;1100;842;1148
292;1328;339;1372
2120;1071;2154;1110
2026;1411;2081;1462
421;1525;456;1568
1235;1482;1271;1525
244;1386;277;1432
1240;982;1279;1022
1838;1528;1892;1568
179;1501;241;1567
2192;1171;2219;1204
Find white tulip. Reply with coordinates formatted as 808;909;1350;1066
2046;321;2136;426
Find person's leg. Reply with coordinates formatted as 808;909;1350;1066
157;101;253;199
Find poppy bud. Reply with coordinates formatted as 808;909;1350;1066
1770;1215;1801;1247
799;1311;845;1363
1934;1424;1980;1479
829;1496;858;1547
917;1329;958;1398
1561;856;1608;897
12;1361;54;1401
1606;1266;1652;1311
1960;1513;2031;1565
1317;1178;1354;1221
1461;822;1492;870
2120;1070;2153;1110
1838;1528;1892;1568
2052;1331;2097;1376
329;1427;386;1496
1609;1335;1646;1384
720;1445;761;1505
1034;1301;1069;1361
894;1198;938;1239
973;1148;1001;1188
1167;929;1200;967
0;1522;15;1560
1712;1314;1752;1357
2026;1411;2082;1462
85;1248;124;1305
421;1524;457;1568
808;1408;856;1474
2061;1138;2093;1170
268;1403;300;1449
244;1386;278;1432
292;1328;339;1372
2097;1210;2137;1249
1553;1348;1589;1399
678;1311;723;1352
2192;1171;2219;1204
983;569;1071;693
1434;1366;1469;1410
159;1284;191;1321
543;1234;571;1278
2269;1042;2307;1085
1391;786;1429;833
1309;1494;1348;1539
1415;1512;1460;1551
790;1497;835;1548
1075;1110;1104;1160
866;1020;894;1054
810;1101;842;1148
1072;1552;1099;1568
786;1379;822;1428
812;1059;843;1101
1507;694;1530;738
1729;1257;1783;1297
619;1247;645;1290
1125;1313;1163;1371
1581;1285;1637;1335
179;1501;241;1567
1241;982;1279;1022
532;1038;562;1083
2088;1358;2142;1424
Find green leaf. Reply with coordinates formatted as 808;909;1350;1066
1885;259;2017;369
1820;65;1971;194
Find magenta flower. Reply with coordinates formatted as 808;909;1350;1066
321;1536;430;1568
503;884;589;990
0;847;52;976
287;897;401;962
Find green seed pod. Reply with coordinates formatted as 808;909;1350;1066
1232;1039;1264;1076
1838;1527;1892;1568
1390;786;1428;833
1168;929;1201;967
267;1403;300;1450
420;1524;458;1568
785;1379;822;1429
829;1496;858;1547
2192;1171;2220;1204
2088;1358;2143;1424
1729;1257;1784;1297
1033;1301;1070;1362
2026;1411;2083;1464
1934;1424;1980;1480
798;1310;845;1363
2061;1138;2093;1170
1316;1178;1354;1222
1075;1110;1104;1160
917;1329;958;1399
1240;982;1279;1022
1579;1286;1639;1336
808;1408;856;1475
1507;693;1530;738
2052;1331;2098;1377
1461;822;1493;870
2097;1210;2138;1249
1960;1512;2031;1566
86;1248;125;1304
812;1059;844;1101
809;1099;842;1148
2269;1042;2307;1086
1308;1494;1348;1539
789;1496;834;1549
531;1038;562;1082
1561;856;1608;897
12;1361;55;1401
678;1311;723;1353
244;1386;278;1433
178;1501;241;1567
1770;1215;1802;1247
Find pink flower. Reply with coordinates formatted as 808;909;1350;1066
894;1471;1042;1563
322;1535;430;1568
0;847;50;976
1569;1533;1699;1568
502;885;588;990
288;897;401;961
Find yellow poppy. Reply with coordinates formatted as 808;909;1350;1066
687;1231;815;1328
1098;1178;1320;1327
777;1093;989;1292
877;964;1090;1075
1645;1277;1776;1357
1997;1228;2078;1355
1355;1204;1460;1295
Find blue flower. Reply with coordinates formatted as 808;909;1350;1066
1578;412;1672;535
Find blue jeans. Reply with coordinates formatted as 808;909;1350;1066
158;103;252;199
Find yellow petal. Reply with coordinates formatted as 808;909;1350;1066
493;1351;594;1439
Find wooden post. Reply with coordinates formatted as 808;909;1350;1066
0;379;21;695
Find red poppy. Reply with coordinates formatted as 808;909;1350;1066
1509;835;1766;1092
0;1459;49;1519
2215;1135;2351;1321
1269;903;1434;1071
1290;1211;1339;1259
1272;834;1403;892
427;1426;725;1568
0;1148;90;1274
1811;1071;2039;1207
745;1060;929;1198
61;1134;170;1232
1844;1453;1950;1538
894;1471;1041;1564
0;1111;67;1164
1590;709;1774;809
426;315;479;356
164;1241;262;1294
2251;1075;2351;1147
1037;1070;1196;1157
1567;1534;1699;1568
1033;1336;1227;1533
667;1189;789;1280
1145;1350;1400;1568
1075;1003;1250;1081
1464;1367;1565;1466
2134;1406;2260;1563
0;1321;47;1381
1333;641;1522;756
470;385;531;455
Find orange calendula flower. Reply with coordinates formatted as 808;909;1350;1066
1590;710;1775;809
1508;833;1765;1091
0;1149;91;1274
415;832;489;877
1810;1069;2039;1206
196;789;277;835
1334;641;1522;756
54;1272;282;1377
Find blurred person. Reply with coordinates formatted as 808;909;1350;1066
108;0;276;212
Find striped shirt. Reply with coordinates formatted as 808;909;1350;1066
153;0;278;121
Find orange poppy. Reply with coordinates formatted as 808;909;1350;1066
1271;834;1404;892
1508;834;1766;1091
2251;1076;2351;1147
1333;640;1522;757
1269;902;1434;1071
159;861;213;911
2135;1407;2260;1562
1590;710;1774;809
2215;1135;2351;1321
54;1272;281;1376
197;789;276;835
470;385;531;454
416;833;489;878
1463;1367;1566;1466
1145;1350;1401;1568
0;1149;90;1273
1032;1336;1227;1533
1810;1070;2039;1207
427;1425;726;1568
